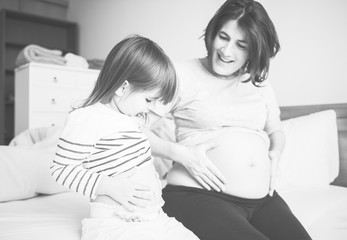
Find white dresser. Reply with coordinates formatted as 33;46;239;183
14;63;100;135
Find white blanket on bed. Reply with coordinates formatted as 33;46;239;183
279;186;347;240
1;187;347;240
0;192;89;240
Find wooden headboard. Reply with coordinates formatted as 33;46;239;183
280;103;347;187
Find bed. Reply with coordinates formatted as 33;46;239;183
1;103;347;240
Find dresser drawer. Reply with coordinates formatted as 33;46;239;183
14;63;101;136
30;86;76;111
30;67;76;87
29;111;68;129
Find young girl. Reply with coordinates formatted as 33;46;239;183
50;35;198;240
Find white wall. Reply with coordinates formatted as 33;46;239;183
68;0;347;107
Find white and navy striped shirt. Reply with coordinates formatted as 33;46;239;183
50;103;153;199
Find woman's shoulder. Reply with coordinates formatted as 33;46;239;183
174;58;200;70
242;79;273;91
257;80;276;95
174;58;206;88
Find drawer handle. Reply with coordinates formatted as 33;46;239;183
51;98;56;104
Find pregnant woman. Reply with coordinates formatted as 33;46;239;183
144;0;312;239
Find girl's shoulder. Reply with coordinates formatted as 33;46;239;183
69;103;105;122
69;103;130;127
67;104;140;139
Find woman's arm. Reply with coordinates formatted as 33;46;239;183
266;117;286;196
142;126;226;192
268;128;285;156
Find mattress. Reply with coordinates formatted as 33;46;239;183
0;192;89;240
0;186;346;240
279;185;347;240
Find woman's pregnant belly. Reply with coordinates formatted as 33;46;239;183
94;164;164;210
166;128;271;198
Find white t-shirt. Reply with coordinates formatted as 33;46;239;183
152;58;281;144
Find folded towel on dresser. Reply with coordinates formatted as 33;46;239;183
15;44;67;67
64;53;89;69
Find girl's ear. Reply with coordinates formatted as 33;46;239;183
115;80;129;96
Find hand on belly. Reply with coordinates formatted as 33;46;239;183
168;128;271;198
95;164;163;208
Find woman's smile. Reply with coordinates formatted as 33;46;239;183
218;52;234;63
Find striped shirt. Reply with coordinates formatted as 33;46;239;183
50;103;153;199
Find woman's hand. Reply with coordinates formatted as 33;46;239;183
268;150;281;196
142;126;227;192
96;168;153;211
180;142;227;192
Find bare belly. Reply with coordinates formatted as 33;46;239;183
166;128;271;198
95;164;163;208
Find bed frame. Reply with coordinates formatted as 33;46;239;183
280;103;347;187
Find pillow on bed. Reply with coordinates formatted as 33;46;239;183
0;127;67;202
0;146;67;202
277;109;339;191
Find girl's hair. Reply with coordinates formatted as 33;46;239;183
81;35;177;107
204;0;280;85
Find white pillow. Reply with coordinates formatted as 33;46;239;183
0;127;66;202
277;110;339;191
0;146;67;202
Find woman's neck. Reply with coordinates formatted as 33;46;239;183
199;57;240;82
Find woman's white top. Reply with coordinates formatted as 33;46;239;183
153;58;281;145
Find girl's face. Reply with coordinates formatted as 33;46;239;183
115;85;160;117
209;19;249;78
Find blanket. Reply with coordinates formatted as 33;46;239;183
15;44;67;67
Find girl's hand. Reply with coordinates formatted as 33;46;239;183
181;142;227;192
269;150;281;196
97;168;153;211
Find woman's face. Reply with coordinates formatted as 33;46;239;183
209;19;249;78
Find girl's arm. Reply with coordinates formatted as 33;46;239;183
50;119;152;211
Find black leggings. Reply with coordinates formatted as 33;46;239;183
162;185;311;240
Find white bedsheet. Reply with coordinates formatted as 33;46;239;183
0;192;89;240
279;185;347;240
0;186;346;240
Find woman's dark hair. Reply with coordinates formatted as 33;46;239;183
81;35;177;107
204;0;280;85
